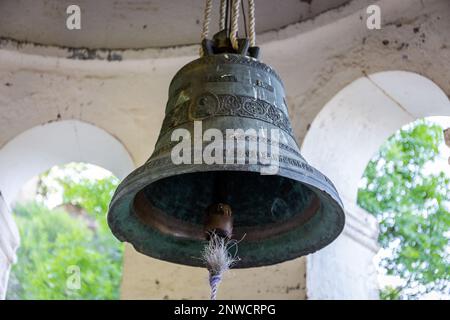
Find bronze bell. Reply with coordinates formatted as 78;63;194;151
108;33;345;268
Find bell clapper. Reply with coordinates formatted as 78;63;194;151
202;203;239;300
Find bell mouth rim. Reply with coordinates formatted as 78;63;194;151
108;161;345;268
131;173;322;243
110;160;343;211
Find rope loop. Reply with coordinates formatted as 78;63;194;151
200;0;213;56
200;0;256;56
219;0;227;31
248;0;256;46
230;0;241;51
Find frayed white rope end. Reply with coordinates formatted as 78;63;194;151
202;231;240;300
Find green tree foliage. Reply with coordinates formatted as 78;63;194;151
7;164;123;300
358;120;450;299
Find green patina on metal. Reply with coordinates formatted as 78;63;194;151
107;49;345;268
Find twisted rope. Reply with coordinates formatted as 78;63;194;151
248;0;256;46
230;0;241;51
219;0;227;31
202;231;240;300
200;0;213;56
209;274;222;300
200;0;256;55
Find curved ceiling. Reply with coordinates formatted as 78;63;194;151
0;0;350;49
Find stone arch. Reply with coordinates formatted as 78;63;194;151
301;71;450;299
0;119;134;298
0;119;135;205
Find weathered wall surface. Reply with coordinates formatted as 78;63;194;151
0;0;351;49
121;246;306;300
0;120;134;204
0;0;449;299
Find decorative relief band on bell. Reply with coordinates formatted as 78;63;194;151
121;153;318;192
160;93;294;138
150;136;304;160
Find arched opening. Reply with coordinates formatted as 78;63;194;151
301;71;450;299
7;162;124;299
0;120;134;204
357;116;450;299
0;120;135;299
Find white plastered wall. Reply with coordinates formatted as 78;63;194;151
302;71;450;299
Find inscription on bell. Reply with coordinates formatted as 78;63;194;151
255;79;274;92
205;74;238;82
